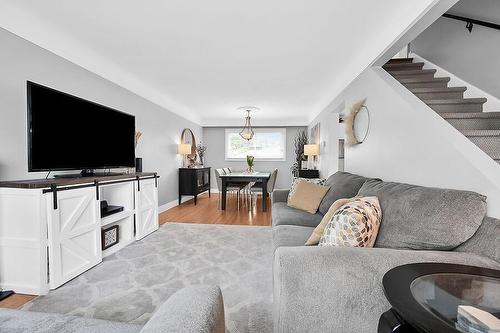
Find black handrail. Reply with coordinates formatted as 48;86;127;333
443;13;500;32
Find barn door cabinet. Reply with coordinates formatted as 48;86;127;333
0;173;159;295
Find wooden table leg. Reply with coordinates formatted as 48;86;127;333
221;178;227;210
262;177;268;212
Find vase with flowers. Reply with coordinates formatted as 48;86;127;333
246;155;255;173
196;142;207;166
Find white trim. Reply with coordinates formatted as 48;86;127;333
224;128;287;161
159;196;194;213
411;53;500;112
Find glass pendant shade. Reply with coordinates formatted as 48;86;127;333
239;111;254;141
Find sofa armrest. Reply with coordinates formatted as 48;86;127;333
273;246;499;333
141;285;225;333
272;189;289;203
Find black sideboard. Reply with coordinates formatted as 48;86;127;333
298;169;320;179
178;167;211;205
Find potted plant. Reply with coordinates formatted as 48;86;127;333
290;130;308;176
246;155;255;173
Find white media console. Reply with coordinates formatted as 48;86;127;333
0;172;159;295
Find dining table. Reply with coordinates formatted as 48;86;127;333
219;171;271;211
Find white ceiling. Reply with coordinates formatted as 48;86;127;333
1;0;442;126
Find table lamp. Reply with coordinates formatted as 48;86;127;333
304;144;320;170
178;144;192;167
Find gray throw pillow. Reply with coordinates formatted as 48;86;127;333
318;172;373;215
357;179;487;250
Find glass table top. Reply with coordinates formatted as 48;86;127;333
410;273;500;332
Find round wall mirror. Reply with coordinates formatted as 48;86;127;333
180;128;197;159
353;106;370;143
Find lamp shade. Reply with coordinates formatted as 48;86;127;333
178;143;192;155
304;144;320;156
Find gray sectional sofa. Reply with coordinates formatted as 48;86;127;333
0;285;225;333
272;171;500;333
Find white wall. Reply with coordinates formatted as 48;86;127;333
310;66;500;218
412;0;500;100
202;127;306;190
0;28;202;207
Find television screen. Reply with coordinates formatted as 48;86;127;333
27;81;135;172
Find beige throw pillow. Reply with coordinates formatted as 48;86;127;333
305;198;352;246
319;196;382;248
287;181;329;214
287;177;327;203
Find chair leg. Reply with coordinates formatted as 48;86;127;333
237;190;240;210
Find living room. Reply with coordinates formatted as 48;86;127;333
1;0;499;332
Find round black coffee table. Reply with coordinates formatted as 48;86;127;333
379;263;500;333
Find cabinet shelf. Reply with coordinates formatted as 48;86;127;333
101;210;134;227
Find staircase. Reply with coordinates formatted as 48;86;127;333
384;58;500;163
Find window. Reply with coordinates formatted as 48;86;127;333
225;128;286;161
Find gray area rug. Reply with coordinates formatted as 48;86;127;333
23;223;274;333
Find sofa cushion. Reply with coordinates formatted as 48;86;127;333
272;202;323;228
0;309;141;333
273;225;315;250
318;172;372;215
287;181;329;214
455;216;500;263
357;179;487;250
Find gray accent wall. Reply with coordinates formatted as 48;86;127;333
0;28;201;207
412;0;500;99
202;127;306;190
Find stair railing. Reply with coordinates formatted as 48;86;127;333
442;13;500;33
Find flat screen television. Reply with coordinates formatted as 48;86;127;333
27;81;135;173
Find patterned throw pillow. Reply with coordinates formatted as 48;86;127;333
287;177;326;203
319;196;382;248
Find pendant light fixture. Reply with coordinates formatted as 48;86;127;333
238;106;259;141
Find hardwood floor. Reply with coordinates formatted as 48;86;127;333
160;193;272;226
0;293;36;309
0;193;271;310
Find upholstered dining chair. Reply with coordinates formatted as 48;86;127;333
214;168;244;209
249;168;278;209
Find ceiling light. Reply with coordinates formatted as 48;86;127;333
238;106;259;141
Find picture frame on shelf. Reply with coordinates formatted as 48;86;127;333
102;225;119;250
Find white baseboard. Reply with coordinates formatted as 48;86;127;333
411;53;500;112
159;196;193;213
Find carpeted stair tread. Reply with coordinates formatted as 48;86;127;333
398;77;450;84
423;98;487;105
441;112;500;119
383;62;424;70
388;69;436;76
462;129;500;137
386;58;414;63
410;87;467;93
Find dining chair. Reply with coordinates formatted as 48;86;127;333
225;167;252;206
214;168;243;209
249;168;278;209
